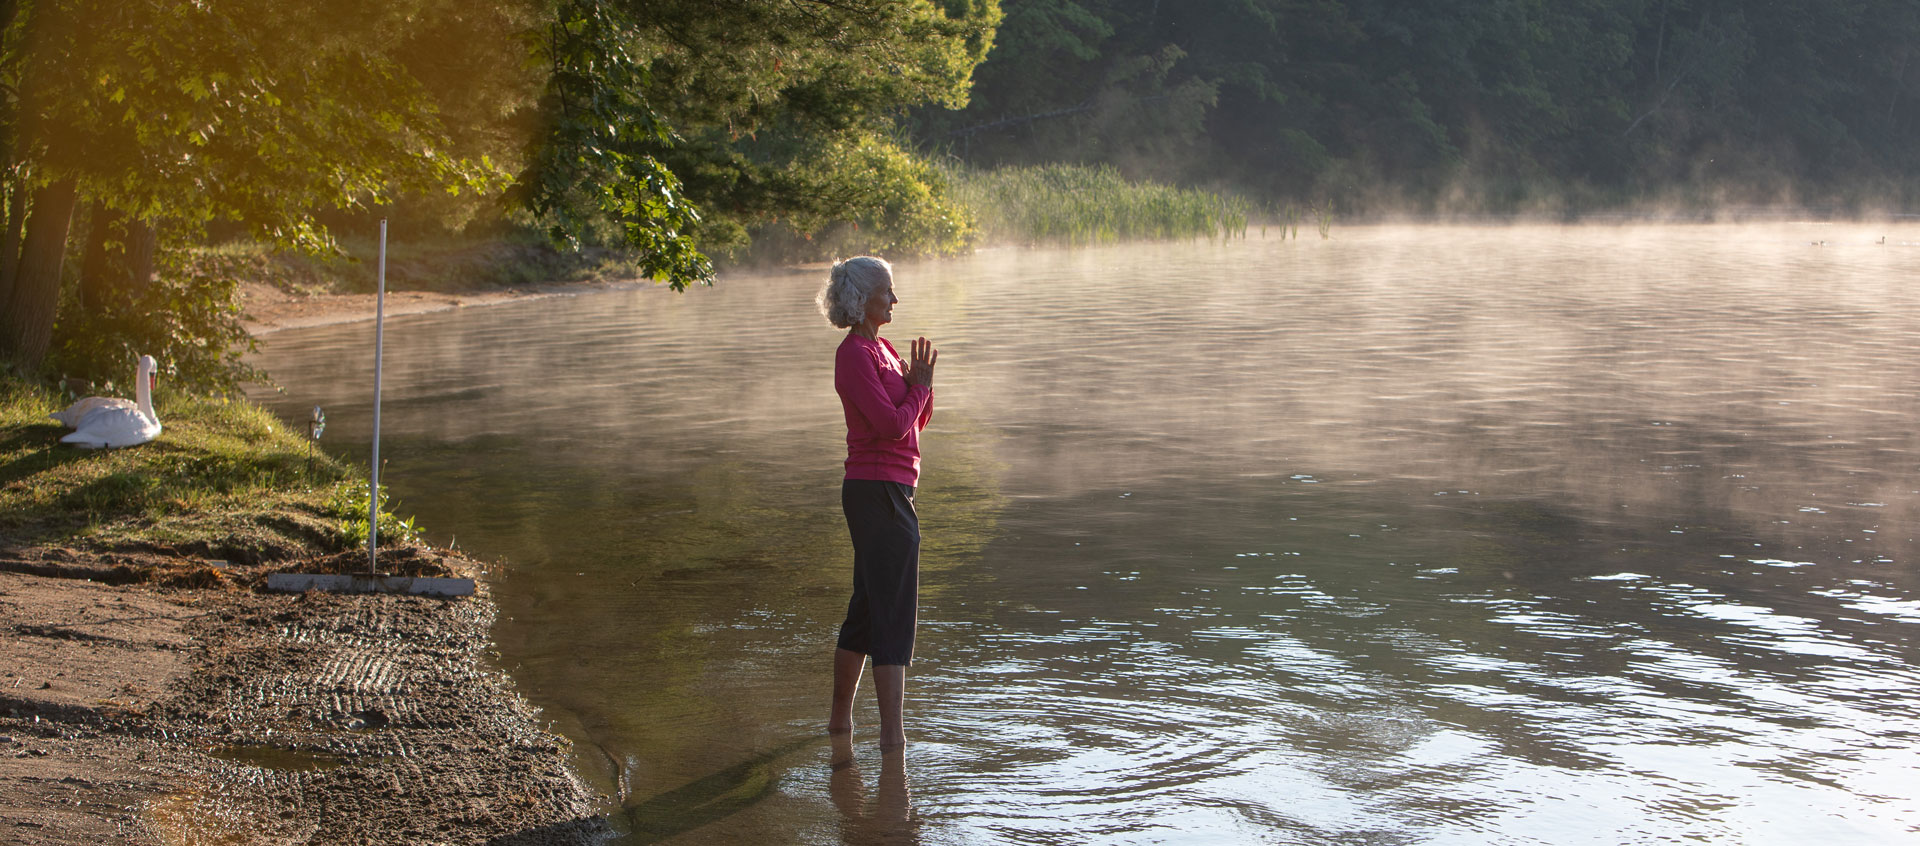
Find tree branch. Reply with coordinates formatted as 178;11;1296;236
948;101;1095;137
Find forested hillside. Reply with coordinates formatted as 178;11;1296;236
918;0;1920;213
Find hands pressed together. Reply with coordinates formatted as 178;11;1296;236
904;337;938;388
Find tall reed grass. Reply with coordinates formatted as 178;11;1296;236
953;164;1248;246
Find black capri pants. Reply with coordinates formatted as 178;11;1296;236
836;479;919;666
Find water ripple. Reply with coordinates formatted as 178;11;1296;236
251;224;1920;843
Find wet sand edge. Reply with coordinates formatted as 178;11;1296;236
0;549;613;844
238;277;657;336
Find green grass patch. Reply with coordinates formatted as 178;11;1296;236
953;163;1250;246
1;374;413;563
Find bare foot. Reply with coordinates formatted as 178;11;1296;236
830;732;858;773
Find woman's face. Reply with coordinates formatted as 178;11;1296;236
862;276;897;327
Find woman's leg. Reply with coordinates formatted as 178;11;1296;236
837;480;918;746
866;483;916;749
829;647;866;734
874;663;906;749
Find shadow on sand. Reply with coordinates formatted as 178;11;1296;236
618;735;821;844
614;734;921;844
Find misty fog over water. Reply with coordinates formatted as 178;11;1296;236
252;223;1920;844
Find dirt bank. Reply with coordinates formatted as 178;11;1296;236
0;549;611;844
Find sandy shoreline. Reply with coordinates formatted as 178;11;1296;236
239;277;655;336
1;282;647;843
0;548;612;844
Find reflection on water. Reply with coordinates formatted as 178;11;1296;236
622;736;821;844
830;737;916;846
250;224;1920;843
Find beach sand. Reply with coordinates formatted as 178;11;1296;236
0;547;612;844
239;277;655;336
3;277;641;843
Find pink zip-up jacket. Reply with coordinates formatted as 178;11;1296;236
835;333;934;486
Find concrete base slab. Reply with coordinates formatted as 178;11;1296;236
264;573;476;597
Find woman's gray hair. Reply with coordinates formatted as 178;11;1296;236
818;255;894;328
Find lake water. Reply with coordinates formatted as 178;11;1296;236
250;224;1920;844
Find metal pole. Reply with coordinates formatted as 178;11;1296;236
368;220;387;574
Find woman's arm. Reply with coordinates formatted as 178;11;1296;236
907;336;936;430
837;342;932;440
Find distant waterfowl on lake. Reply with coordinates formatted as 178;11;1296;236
60;355;162;448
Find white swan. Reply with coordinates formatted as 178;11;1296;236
49;356;156;428
61;355;162;448
50;394;134;427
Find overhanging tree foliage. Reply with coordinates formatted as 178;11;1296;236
3;0;1005;389
0;0;525;381
518;0;712;289
522;0;1000;264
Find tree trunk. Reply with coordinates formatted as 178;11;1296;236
0;181;22;308
0;0;20;307
126;218;156;298
79;202;158;312
2;179;79;371
79;199;113;311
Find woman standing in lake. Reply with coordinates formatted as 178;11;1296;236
819;256;937;750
